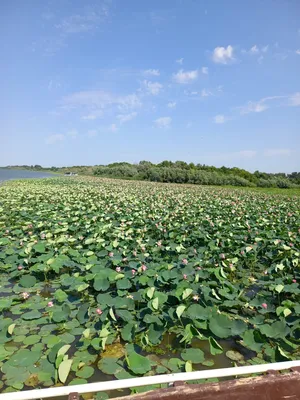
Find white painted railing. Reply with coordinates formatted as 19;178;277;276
0;360;300;400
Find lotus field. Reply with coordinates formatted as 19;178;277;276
0;177;299;396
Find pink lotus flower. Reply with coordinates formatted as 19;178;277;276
131;269;136;275
194;248;197;254
21;292;30;300
47;301;54;307
261;303;268;309
196;266;202;270
292;279;297;283
156;241;162;247
229;264;234;269
240;250;244;255
122;257;128;262
193;295;199;301
28;224;33;229
108;252;114;257
28;231;33;236
41;234;46;239
5;230;9;234
220;253;225;260
20;241;23;246
141;265;147;272
289;243;293;247
133;251;137;257
141;246;146;252
183;274;187;280
182;259;188;265
96;308;103;315
264;270;268;275
116;267;121;273
18;266;23;271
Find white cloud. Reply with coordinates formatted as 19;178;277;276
214;114;226;124
201;89;212;97
67;129;78;138
45;134;65;145
212;45;234;64
176;58;184;65
154;117;172;129
288;92;300;106
296;50;300;55
117;112;137;124
81;113;101;120
62;90;142;118
167;102;176;108
143;80;163;95
173;69;198;84
87;130;97;137
249;45;259;54
264;149;291;157
262;45;269;53
109;124;118;132
144;69;160;76
201;67;209;74
240;101;268;114
239;95;284;114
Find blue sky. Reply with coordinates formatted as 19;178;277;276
1;0;300;172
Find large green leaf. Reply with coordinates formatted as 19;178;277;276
20;275;36;288
127;351;151;375
181;348;205;363
58;359;73;383
209;314;232;338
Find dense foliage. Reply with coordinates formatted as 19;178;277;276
5;162;300;188
0;176;299;395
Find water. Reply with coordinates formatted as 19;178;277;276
0;168;58;183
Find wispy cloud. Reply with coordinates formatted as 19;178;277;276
212;45;234;64
242;44;269;55
288;92;300;106
176;58;184;65
167;102;176;108
67;129;78;138
45;134;65;145
37;3;111;55
238;95;295;114
249;45;259;54
201;89;212;97
296;50;300;55
117;112;137;124
237;150;257;158
143;80;163;95
214;114;226;124
61;90;142;119
143;69;160;76
201;67;209;74
173;69;198;84
154;117;172;129
264;148;292;157
55;3;110;34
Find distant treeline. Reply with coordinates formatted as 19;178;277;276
94;161;300;188
5;162;300;188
